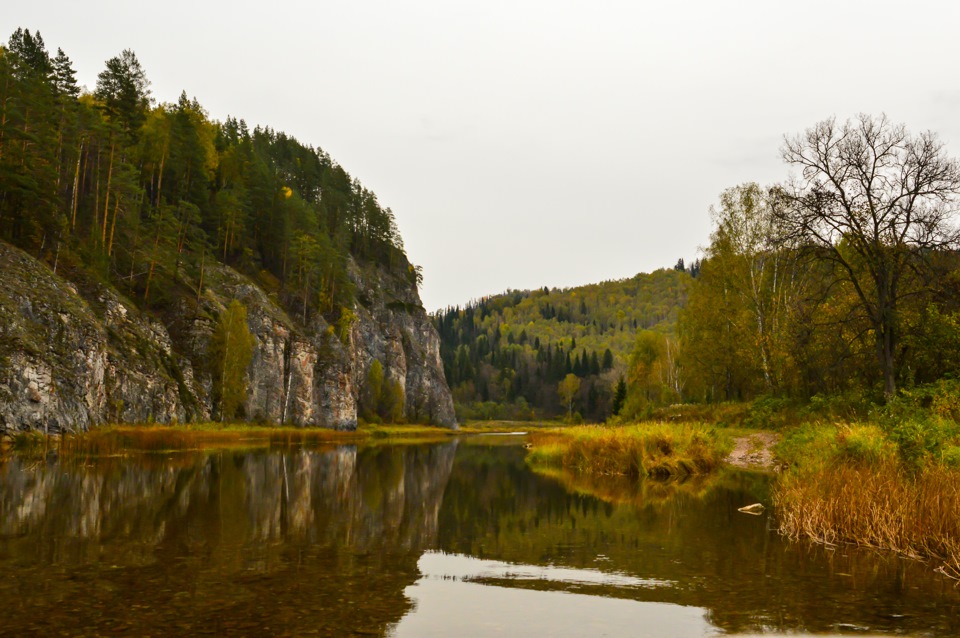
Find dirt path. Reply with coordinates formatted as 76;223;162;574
726;432;780;470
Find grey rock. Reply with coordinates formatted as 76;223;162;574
0;241;455;433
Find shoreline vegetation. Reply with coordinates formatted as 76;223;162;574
0;419;564;457
525;423;733;479
520;383;960;580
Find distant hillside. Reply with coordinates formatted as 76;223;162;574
433;265;695;421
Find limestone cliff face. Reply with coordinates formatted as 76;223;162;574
349;262;456;427
0;241;456;432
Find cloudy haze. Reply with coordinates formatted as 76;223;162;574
7;1;960;310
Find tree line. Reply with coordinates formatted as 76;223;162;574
0;28;417;335
432;268;694;421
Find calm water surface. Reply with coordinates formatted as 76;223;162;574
1;437;958;636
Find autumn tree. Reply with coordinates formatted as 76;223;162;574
705;184;803;393
777;114;960;397
361;359;405;423
210;300;255;421
361;359;384;422
558;373;580;421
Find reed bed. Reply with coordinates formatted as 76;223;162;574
776;460;960;578
526;423;732;479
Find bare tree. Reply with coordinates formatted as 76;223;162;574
776;114;960;397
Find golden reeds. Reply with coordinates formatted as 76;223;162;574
775;460;960;576
526;423;732;479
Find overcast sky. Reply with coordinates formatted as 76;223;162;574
8;1;960;310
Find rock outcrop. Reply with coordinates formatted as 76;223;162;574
0;241;456;432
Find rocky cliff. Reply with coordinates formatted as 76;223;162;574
0;240;456;433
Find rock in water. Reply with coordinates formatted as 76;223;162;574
738;503;765;515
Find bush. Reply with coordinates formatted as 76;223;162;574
744;395;800;429
889;417;944;471
941;445;960;469
835;424;895;467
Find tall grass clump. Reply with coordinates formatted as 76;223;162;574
776;460;960;578
526;423;732;479
775;385;960;577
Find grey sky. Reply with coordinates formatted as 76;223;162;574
8;1;960;311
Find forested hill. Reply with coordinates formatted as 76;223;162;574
0;28;456;430
0;29;417;327
433;265;696;421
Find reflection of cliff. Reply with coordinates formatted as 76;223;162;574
0;441;458;636
437;442;960;636
237;442;458;549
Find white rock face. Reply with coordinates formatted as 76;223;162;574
0;241;455;432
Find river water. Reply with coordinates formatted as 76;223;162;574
1;436;958;636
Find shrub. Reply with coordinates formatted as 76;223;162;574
835;424;895;467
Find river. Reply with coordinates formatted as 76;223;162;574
1;436;957;636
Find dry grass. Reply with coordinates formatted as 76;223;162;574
6;422;458;457
526;423;732;479
776;460;960;578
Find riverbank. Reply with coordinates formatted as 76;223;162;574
521;399;960;578
774;420;960;579
2;422;461;457
0;419;571;458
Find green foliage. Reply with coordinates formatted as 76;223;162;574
0;27;413;348
454;398;538;422
835;425;896;467
611;377;626;416
941;446;960;469
361;360;384;423
209;300;255;421
776;384;960;474
360;359;406;424
742;395;802;430
888;418;945;471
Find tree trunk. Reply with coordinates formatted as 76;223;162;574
70;138;83;230
101;141;115;248
107;196;121;257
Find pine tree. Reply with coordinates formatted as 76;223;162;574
611;377;627;416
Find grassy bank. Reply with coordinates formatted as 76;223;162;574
525;423;733;479
3;422;459;457
774;416;960;578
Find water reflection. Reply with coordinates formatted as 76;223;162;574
431;443;960;636
1;440;959;636
0;443;457;636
